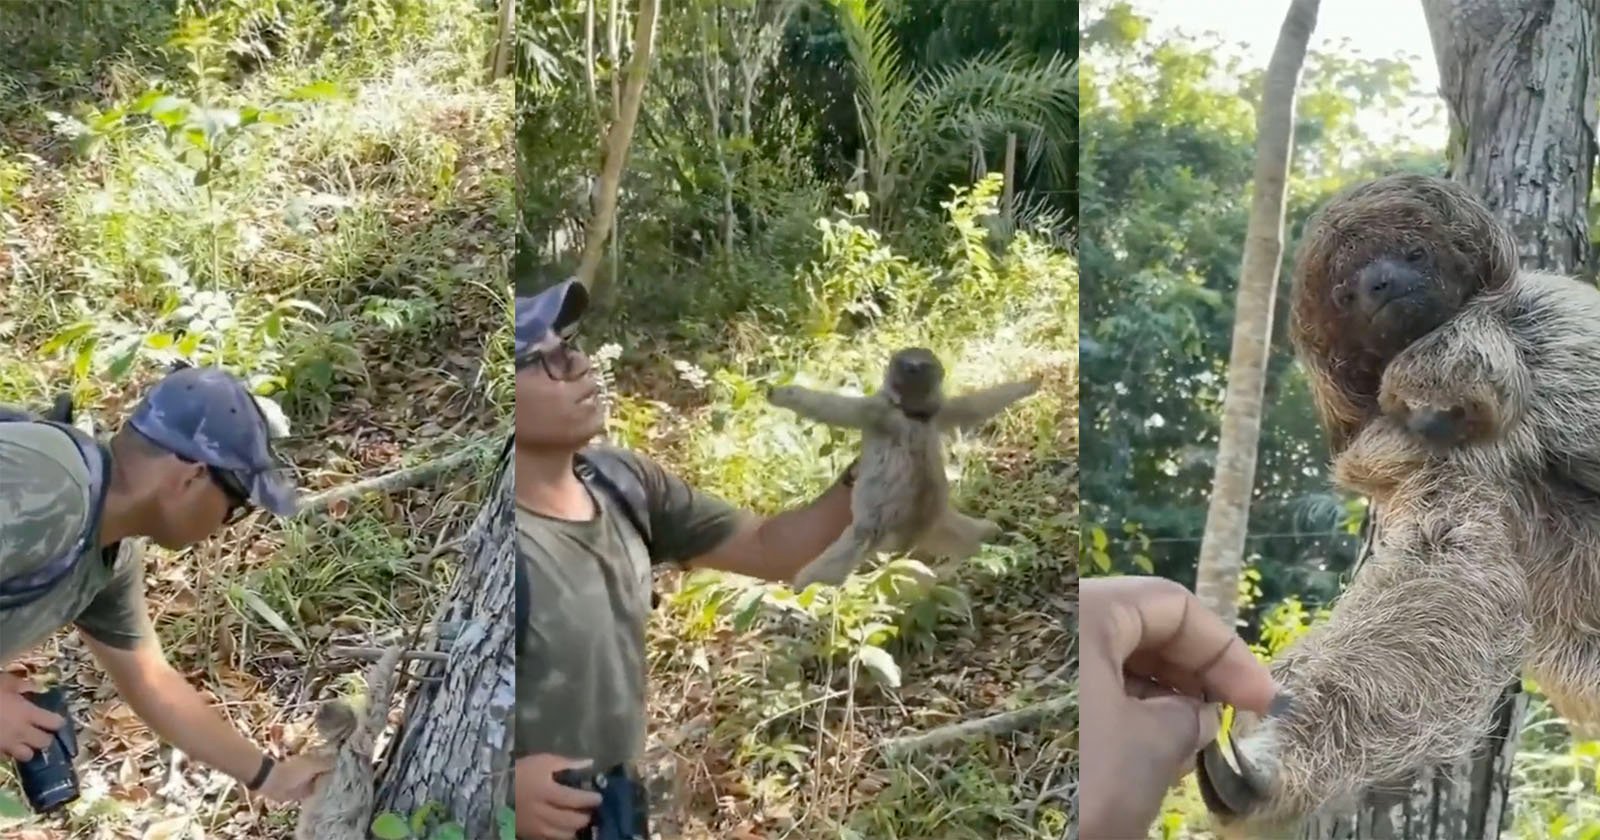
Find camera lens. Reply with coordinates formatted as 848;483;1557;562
15;686;80;814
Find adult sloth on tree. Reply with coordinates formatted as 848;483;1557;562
1195;173;1600;833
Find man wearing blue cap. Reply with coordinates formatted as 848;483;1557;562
512;279;859;839
0;366;331;806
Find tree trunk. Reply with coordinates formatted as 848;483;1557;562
1421;0;1597;276
488;0;517;82
1192;0;1321;628
371;443;517;838
574;0;660;301
1297;2;1596;837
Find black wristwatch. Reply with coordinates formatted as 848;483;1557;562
246;754;275;792
840;458;860;488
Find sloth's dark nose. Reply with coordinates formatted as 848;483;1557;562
1356;259;1420;310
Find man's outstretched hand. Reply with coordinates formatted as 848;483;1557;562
256;752;335;803
0;672;65;762
1078;575;1283;839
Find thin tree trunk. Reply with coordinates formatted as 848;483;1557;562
574;0;660;298
1296;3;1598;838
1193;0;1321;628
371;445;516;837
488;0;516;82
584;0;602;136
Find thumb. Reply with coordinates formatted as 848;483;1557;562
1134;694;1220;776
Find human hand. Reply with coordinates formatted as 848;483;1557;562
514;754;602;840
0;673;66;762
255;753;334;803
1079;576;1282;839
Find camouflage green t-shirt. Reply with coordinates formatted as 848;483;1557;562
514;446;743;770
0;422;152;665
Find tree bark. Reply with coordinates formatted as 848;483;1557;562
371;444;517;838
574;0;660;300
1193;0;1321;628
1421;0;1597;275
1297;3;1596;837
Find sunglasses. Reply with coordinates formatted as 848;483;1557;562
517;337;588;382
177;455;253;525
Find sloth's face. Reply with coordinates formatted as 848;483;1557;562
1328;241;1462;360
1298;177;1511;365
885;348;944;413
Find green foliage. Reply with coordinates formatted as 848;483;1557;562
829;0;1077;231
368;802;516;840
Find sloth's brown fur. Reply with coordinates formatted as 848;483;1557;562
294;646;404;840
1211;174;1600;833
768;348;1039;589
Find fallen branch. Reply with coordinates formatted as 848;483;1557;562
294;431;507;517
878;696;1073;760
328;646;451;664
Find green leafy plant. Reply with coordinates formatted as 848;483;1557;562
368;802;516;840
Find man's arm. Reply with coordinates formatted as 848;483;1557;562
80;632;267;784
688;475;854;583
612;447;855;584
74;551;328;801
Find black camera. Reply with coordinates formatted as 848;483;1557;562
13;686;80;814
553;764;649;840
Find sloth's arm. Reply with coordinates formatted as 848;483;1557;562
935;377;1041;432
1199;472;1531;832
768;385;883;430
1378;309;1529;449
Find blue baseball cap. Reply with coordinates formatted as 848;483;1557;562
515;278;588;369
126;366;298;516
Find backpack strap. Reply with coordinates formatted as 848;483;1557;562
0;419;112;610
574;446;661;609
574;447;654;555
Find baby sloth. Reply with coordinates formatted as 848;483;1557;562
768;347;1040;589
294;646;404;840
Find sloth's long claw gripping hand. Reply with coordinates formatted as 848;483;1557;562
936;376;1042;432
1197;482;1531;833
768;385;882;430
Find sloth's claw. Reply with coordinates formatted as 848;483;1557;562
1195;736;1266;819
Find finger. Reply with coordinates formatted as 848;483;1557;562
1123;673;1182;700
544;781;603;810
20;725;54;751
1124;649;1212;699
1134;693;1217;779
535;802;592;833
27;705;65;730
4;743;36;762
1093;576;1279;714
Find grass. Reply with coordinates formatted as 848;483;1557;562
0;1;511;837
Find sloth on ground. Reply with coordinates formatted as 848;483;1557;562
767;347;1040;589
294;646;405;840
1196;172;1600;836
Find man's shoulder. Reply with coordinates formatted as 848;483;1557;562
0;421;93;516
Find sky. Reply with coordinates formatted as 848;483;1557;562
1120;0;1450;147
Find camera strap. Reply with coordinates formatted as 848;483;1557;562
0;399;113;611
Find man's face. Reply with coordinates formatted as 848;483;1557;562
148;460;249;549
515;336;604;450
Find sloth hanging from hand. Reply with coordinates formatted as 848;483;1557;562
767;347;1040;589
